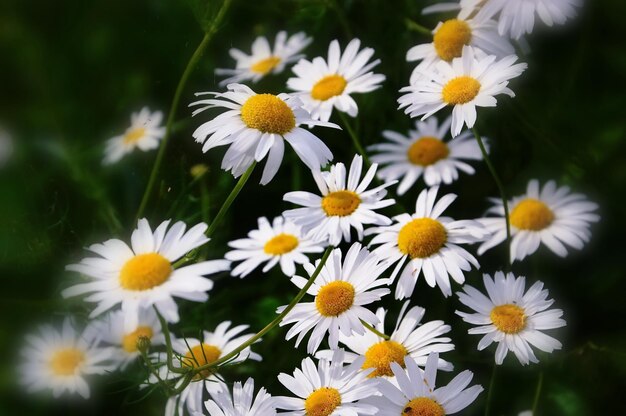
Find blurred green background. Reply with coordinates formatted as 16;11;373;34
1;0;625;414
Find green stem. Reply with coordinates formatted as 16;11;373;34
361;320;390;340
139;348;175;395
484;364;498;416
405;18;432;36
531;371;544;415
154;307;187;374
339;112;372;167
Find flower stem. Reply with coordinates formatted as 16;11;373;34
531;371;544;415
405;18;432;36
484;363;498;416
154;307;187;374
339;111;372;167
361;320;390;340
138;348;175;395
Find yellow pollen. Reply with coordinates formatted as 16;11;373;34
311;75;348;101
123;127;146;144
398;218;447;259
49;348;85;376
316;281;355;317
407;137;450;166
402;397;445;416
363;340;408;378
250;56;282;74
122;326;154;353
442;76;481;105
304;387;342;416
321;191;361;217
240;94;296;135
264;233;299;255
510;198;555;231
119;253;172;291
490;304;526;334
433;19;473;62
183;343;222;380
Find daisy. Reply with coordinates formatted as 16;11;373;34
477;179;600;262
275;349;379;415
287;38;385;122
278;243;391;354
103;107;165;164
373;353;483;415
369;116;484;195
215;31;312;86
190;83;338;185
283;154;395;246
456;272;566;365
398;45;527;137
204;378;277;416
18;317;115;399
62;219;230;331
225;216;326;278
368;186;488;299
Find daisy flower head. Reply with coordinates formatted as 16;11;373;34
287;38;386;122
275;349;379;415
63;219;230;331
215;31;312;87
456;271;566;365
477;179;600;262
205;378;277;416
103;107;165;165
369;115;485;195
278;243;391;354
398;45;527;137
373;353;483;416
283;154;395;246
368;186;488;299
18;317;115;399
190;83;338;185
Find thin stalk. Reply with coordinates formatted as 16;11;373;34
405;18;432;36
531;371;544;415
139;348;175;395
339;112;372;166
361;320;390;340
484;364;498;416
154;307;187;374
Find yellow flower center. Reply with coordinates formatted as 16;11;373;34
402;397;445;416
433;19;473;62
119;253;172;291
407;137;450;166
363;340;408;378
490;304;526;334
304;387;342;416
123;127;146;145
49;348;85;376
321;191;361;217
509;198;555;231
183;343;222;380
311;75;348;101
264;233;299;255
122;326;154;353
250;56;281;74
398;218;447;259
240;94;296;135
316;281;355;317
442;76;481;105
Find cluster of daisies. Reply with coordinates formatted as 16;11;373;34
21;0;599;415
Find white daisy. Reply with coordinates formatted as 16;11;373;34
275;349;379;415
204;377;277;416
283;154;395;246
477;179;600;262
398;45;527;137
103;107;165;165
373;353;483;415
62;219;230;331
215;31;312;86
278;243;391;354
369;116;484;195
287;38;385;122
190;83;338;185
456;271;566;365
368;186;488;299
18;317;115;399
225;216;326;278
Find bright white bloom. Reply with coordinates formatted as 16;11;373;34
216;31;312;86
399;46;527;137
369;116;484;195
190;83;338;185
103;107;165;164
287;38;385;122
18;318;115;399
283;154;395;246
456;272;566;365
63;219;230;331
275;349;379;415
204;378;277;416
478;179;599;262
373;353;483;415
225;216;326;278
279;243;391;354
369;187;487;298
